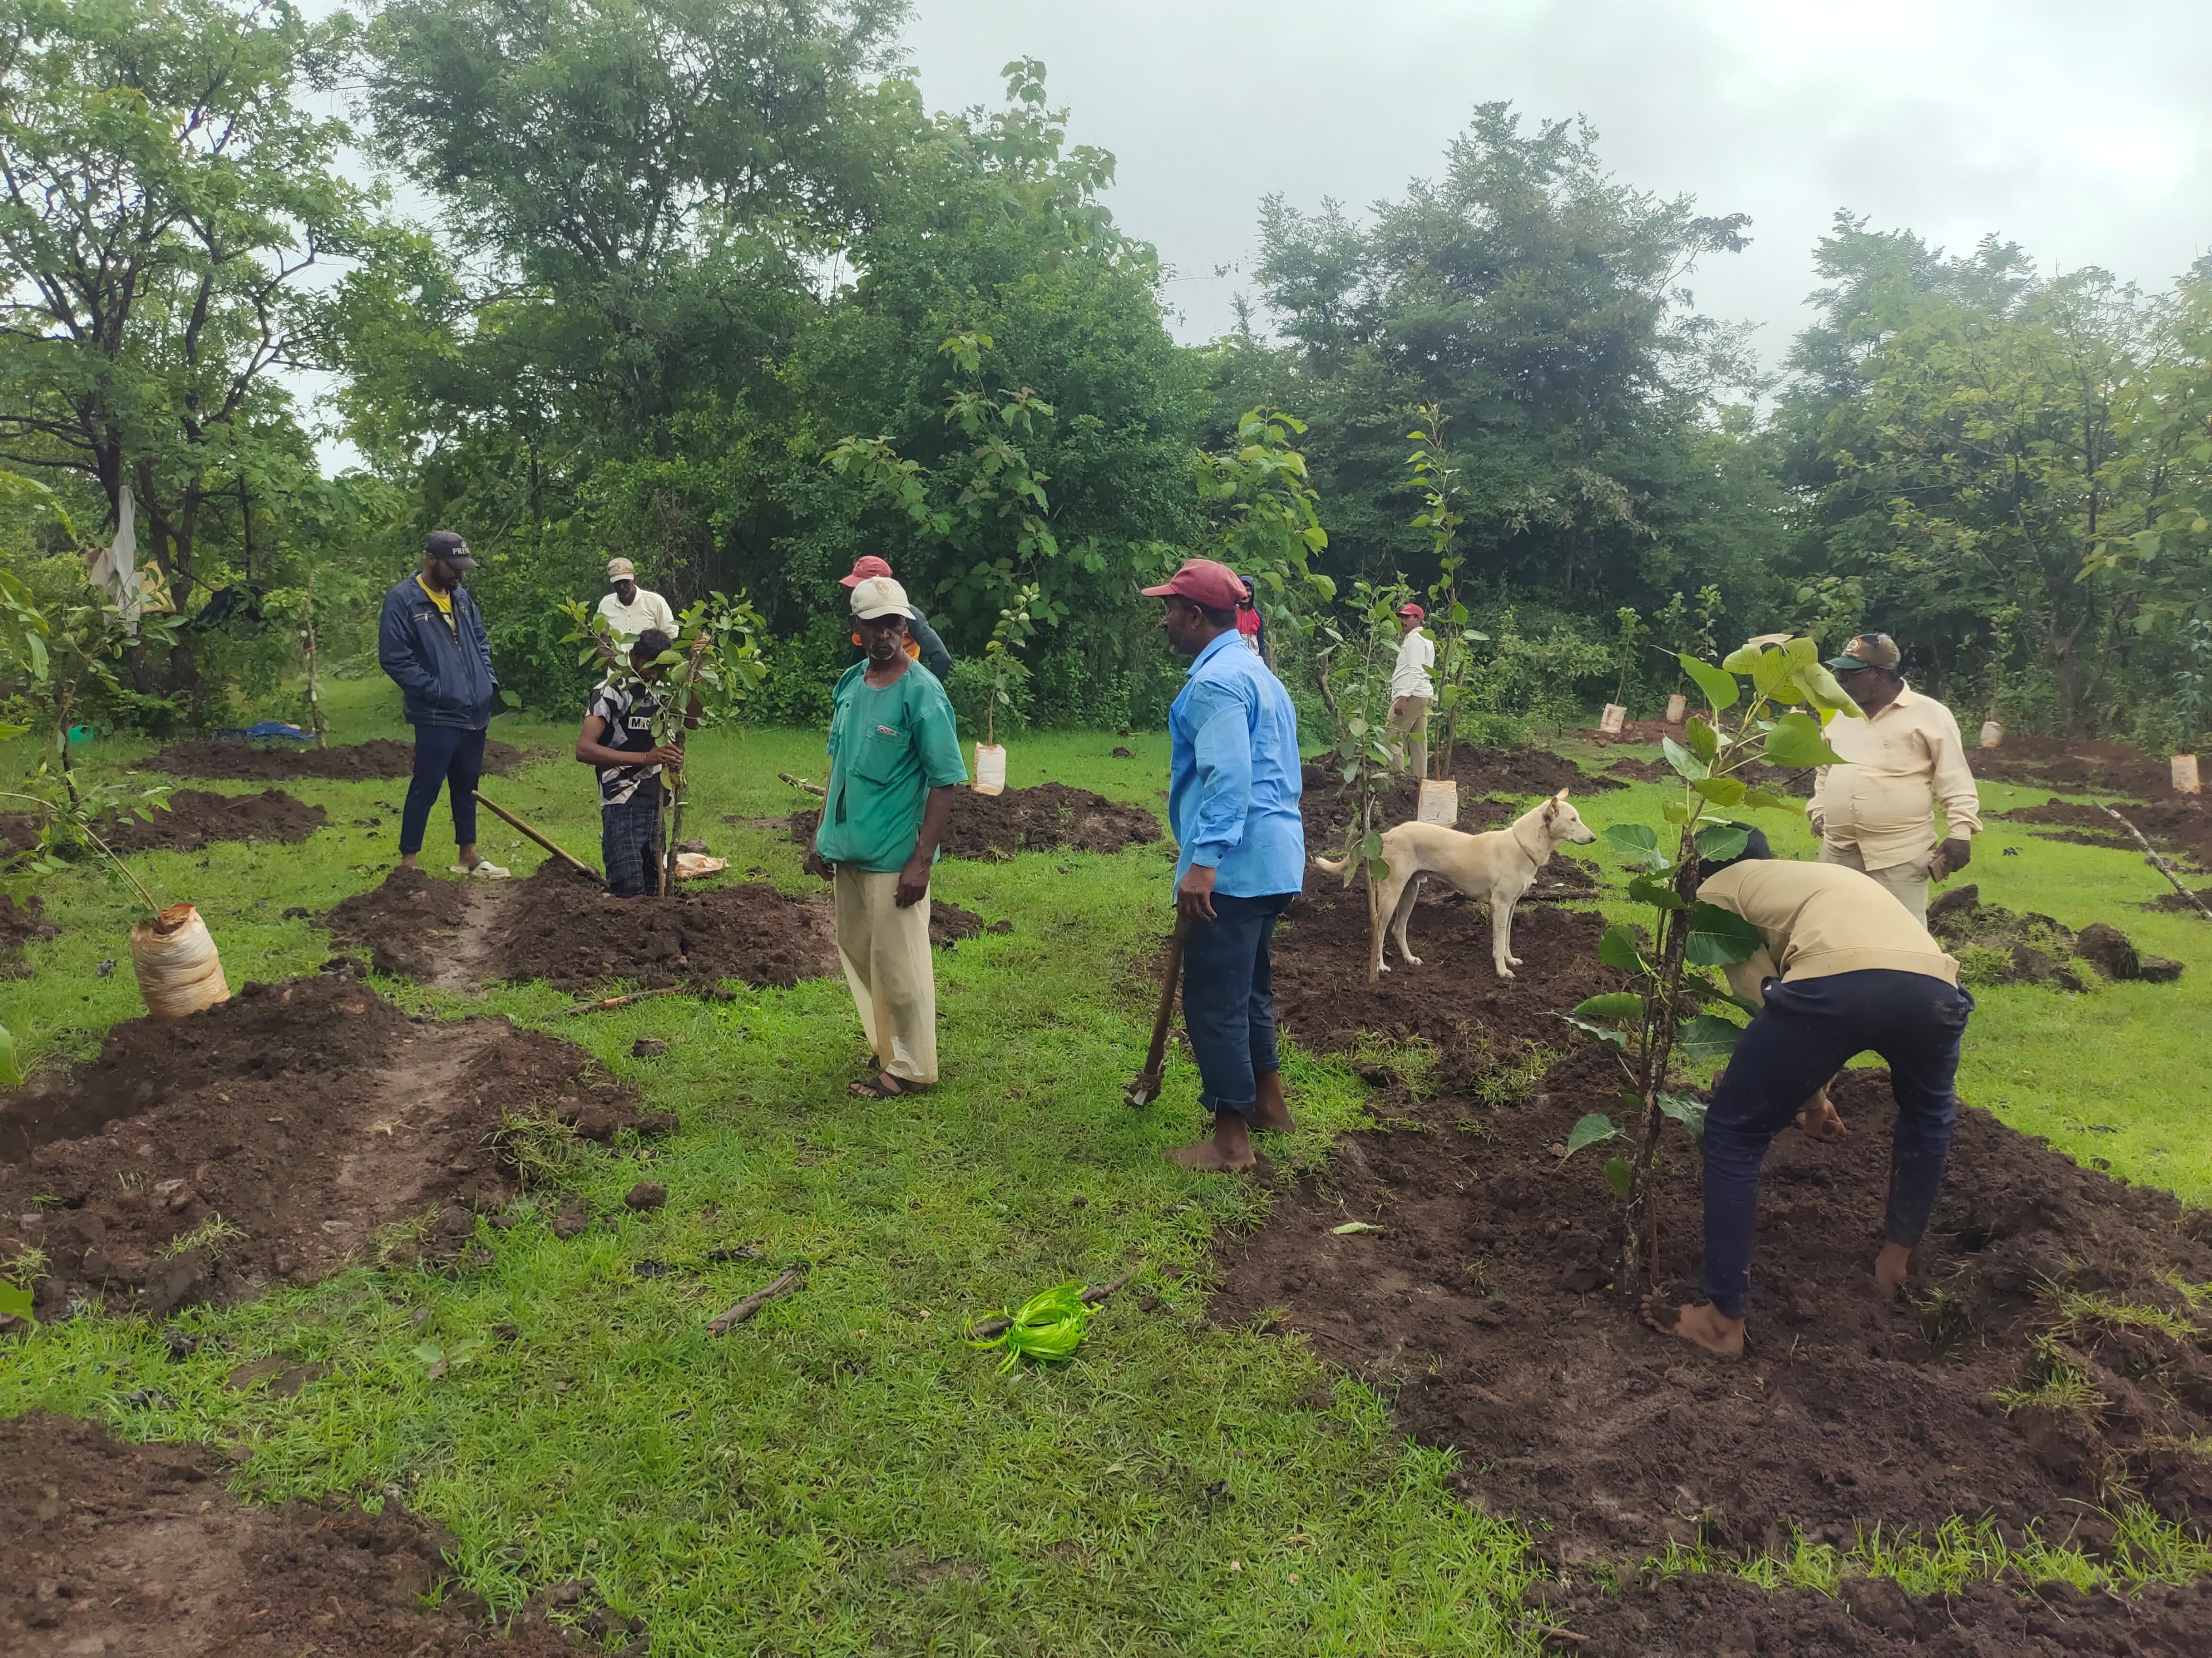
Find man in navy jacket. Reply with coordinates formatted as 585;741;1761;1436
378;530;509;878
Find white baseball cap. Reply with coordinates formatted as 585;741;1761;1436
606;557;636;580
849;576;910;621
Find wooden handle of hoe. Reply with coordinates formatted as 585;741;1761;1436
1126;915;1189;1106
472;790;602;883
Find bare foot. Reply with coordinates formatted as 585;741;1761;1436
1874;1241;1912;1295
1251;1072;1296;1134
1167;1112;1255;1172
1643;1294;1745;1359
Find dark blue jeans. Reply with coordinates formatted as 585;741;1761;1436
399;723;485;856
1180;891;1295;1115
1701;968;1974;1318
601;793;664;899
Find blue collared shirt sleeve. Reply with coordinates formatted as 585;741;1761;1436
1184;679;1254;868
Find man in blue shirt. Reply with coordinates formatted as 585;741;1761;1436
1144;558;1306;1171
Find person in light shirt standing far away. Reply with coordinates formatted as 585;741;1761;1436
378;529;509;880
1146;558;1306;1172
803;576;967;1100
1384;601;1435;775
1809;632;1981;928
595;557;678;650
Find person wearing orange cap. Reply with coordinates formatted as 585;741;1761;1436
1384;601;1435;775
1143;557;1305;1171
839;556;952;682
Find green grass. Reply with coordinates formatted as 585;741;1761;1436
2;688;2209;1651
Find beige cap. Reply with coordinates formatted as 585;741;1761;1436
849;575;910;621
606;557;636;580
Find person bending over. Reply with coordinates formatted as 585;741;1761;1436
574;629;697;898
1648;830;1974;1359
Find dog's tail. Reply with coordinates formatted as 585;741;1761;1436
1312;853;1350;876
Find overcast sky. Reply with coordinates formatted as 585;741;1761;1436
898;0;2212;360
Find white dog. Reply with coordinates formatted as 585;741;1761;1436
1314;790;1597;979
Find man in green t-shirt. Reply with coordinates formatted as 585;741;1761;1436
805;575;968;1097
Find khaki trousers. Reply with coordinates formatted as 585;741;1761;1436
1385;695;1431;777
1818;841;1931;928
833;867;939;1083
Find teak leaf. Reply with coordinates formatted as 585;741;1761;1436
1678;653;1740;713
1571;992;1645;1023
1565;1113;1620;1156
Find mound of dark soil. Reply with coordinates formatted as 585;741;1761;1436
1;895;56;974
1973;736;2185;800
1215;1052;2212;1562
142;736;526;781
1270;864;1616;1092
325;861;840;994
2006;797;2212;869
111;788;326;853
789;781;1162;862
2147;885;2212;915
0;973;664;1318
1928;885;2182;988
1524;1567;2212;1658
1;1412;574;1657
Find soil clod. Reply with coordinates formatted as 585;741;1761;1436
0;894;56;973
789;781;1160;861
1928;884;2183;988
141;736;527;781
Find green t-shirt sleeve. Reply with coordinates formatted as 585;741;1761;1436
911;675;968;787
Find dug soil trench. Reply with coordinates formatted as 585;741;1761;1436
1972;735;2193;801
0;972;667;1319
142;736;526;781
2005;796;2212;869
1;1412;574;1658
1218;1007;2212;1561
785;780;1161;861
1;788;326;858
325;861;1000;992
1522;1564;2212;1657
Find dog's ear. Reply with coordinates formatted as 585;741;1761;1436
1555;787;1570;801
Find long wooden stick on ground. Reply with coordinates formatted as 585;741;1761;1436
560;986;685;1017
2098;801;2212;922
708;1263;810;1334
473;790;602;882
777;771;825;796
965;1269;1138;1342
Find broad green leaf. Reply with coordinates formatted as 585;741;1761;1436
1561;1015;1630;1052
1749;646;1794;698
1571;992;1645;1023
1598;923;1647;974
0;1020;16;1087
1331;1221;1381;1235
1682;714;1719;764
1565;1112;1620;1155
1685;902;1763;966
1780;636;1819;670
1677;1014;1744;1062
0;1280;32;1324
1600;823;1662;869
1692;775;1745;807
1626;873;1685;910
1661;798;1690;825
1678;653;1739;713
1742;785;1803;813
1695;822;1750;861
1656;1090;1709;1142
1721;643;1764;674
1661;736;1705;781
1603;1156;1633;1200
1795;661;1862;717
1761;711;1846;771
0;721;27;740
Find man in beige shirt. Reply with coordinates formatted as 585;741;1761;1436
1808;632;1981;925
1646;836;1974;1360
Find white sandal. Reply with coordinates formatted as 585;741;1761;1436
451;860;512;880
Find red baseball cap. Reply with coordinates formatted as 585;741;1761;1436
1397;602;1425;620
1141;558;1248;611
840;555;894;588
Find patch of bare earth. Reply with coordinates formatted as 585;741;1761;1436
0;972;667;1319
1;1412;574;1657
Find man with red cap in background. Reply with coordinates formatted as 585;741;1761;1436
1144;557;1305;1172
839;556;952;683
1384;600;1435;775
